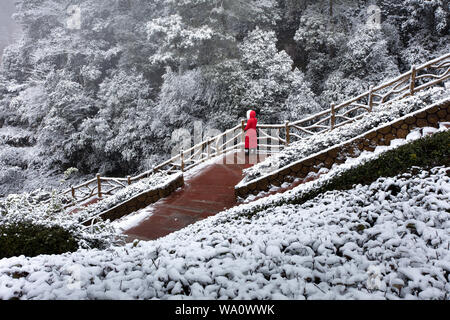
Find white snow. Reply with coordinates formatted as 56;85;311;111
0;165;448;300
239;88;449;187
76;171;182;222
111;207;155;233
0;117;448;300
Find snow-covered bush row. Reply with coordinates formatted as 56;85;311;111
0;170;180;249
0;165;448;300
240;87;449;186
0;190;121;251
75;171;182;221
0;126;34;147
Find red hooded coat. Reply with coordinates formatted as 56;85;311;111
244;110;257;149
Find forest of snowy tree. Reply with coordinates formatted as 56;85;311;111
0;0;21;62
0;0;448;196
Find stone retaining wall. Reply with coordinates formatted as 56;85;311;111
83;174;184;225
235;99;450;199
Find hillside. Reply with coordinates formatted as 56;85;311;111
0;0;448;197
0;124;448;300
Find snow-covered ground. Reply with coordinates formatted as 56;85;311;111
0;189;121;251
0;126;448;300
111;207;155;234
240;123;449;203
0;166;448;300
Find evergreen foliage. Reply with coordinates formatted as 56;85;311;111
0;0;448;195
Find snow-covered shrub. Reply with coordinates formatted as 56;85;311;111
238;27;296;122
284;129;450;208
293;3;346;93
37;74;97;169
153;67;214;140
400;0;448;35
340;25;399;81
147;14;218;69
0;167;25;197
0;190;121;253
75;70;155;173
284;69;322;121
294;6;343;57
6;84;47;127
320;71;367;107
75;171;182;220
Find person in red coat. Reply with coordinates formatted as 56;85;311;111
244;110;258;154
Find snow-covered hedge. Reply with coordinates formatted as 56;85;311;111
240;87;449;186
0;127;448;299
240;125;450;204
0;222;79;259
0;166;182;258
0;165;448;299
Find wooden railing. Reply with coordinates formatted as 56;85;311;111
62;52;450;206
284;52;450;141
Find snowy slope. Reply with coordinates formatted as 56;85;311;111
0;166;448;300
0;129;448;300
240;87;449;185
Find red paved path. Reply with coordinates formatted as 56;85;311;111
124;123;450;242
124;152;268;242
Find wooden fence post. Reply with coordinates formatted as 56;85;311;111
180;149;184;172
127;176;131;185
410;64;416;96
330;103;336;130
368;85;374;112
285;121;290;146
71;186;75;199
241;119;246;150
96;173;102;198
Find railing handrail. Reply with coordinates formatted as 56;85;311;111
62;52;449;206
